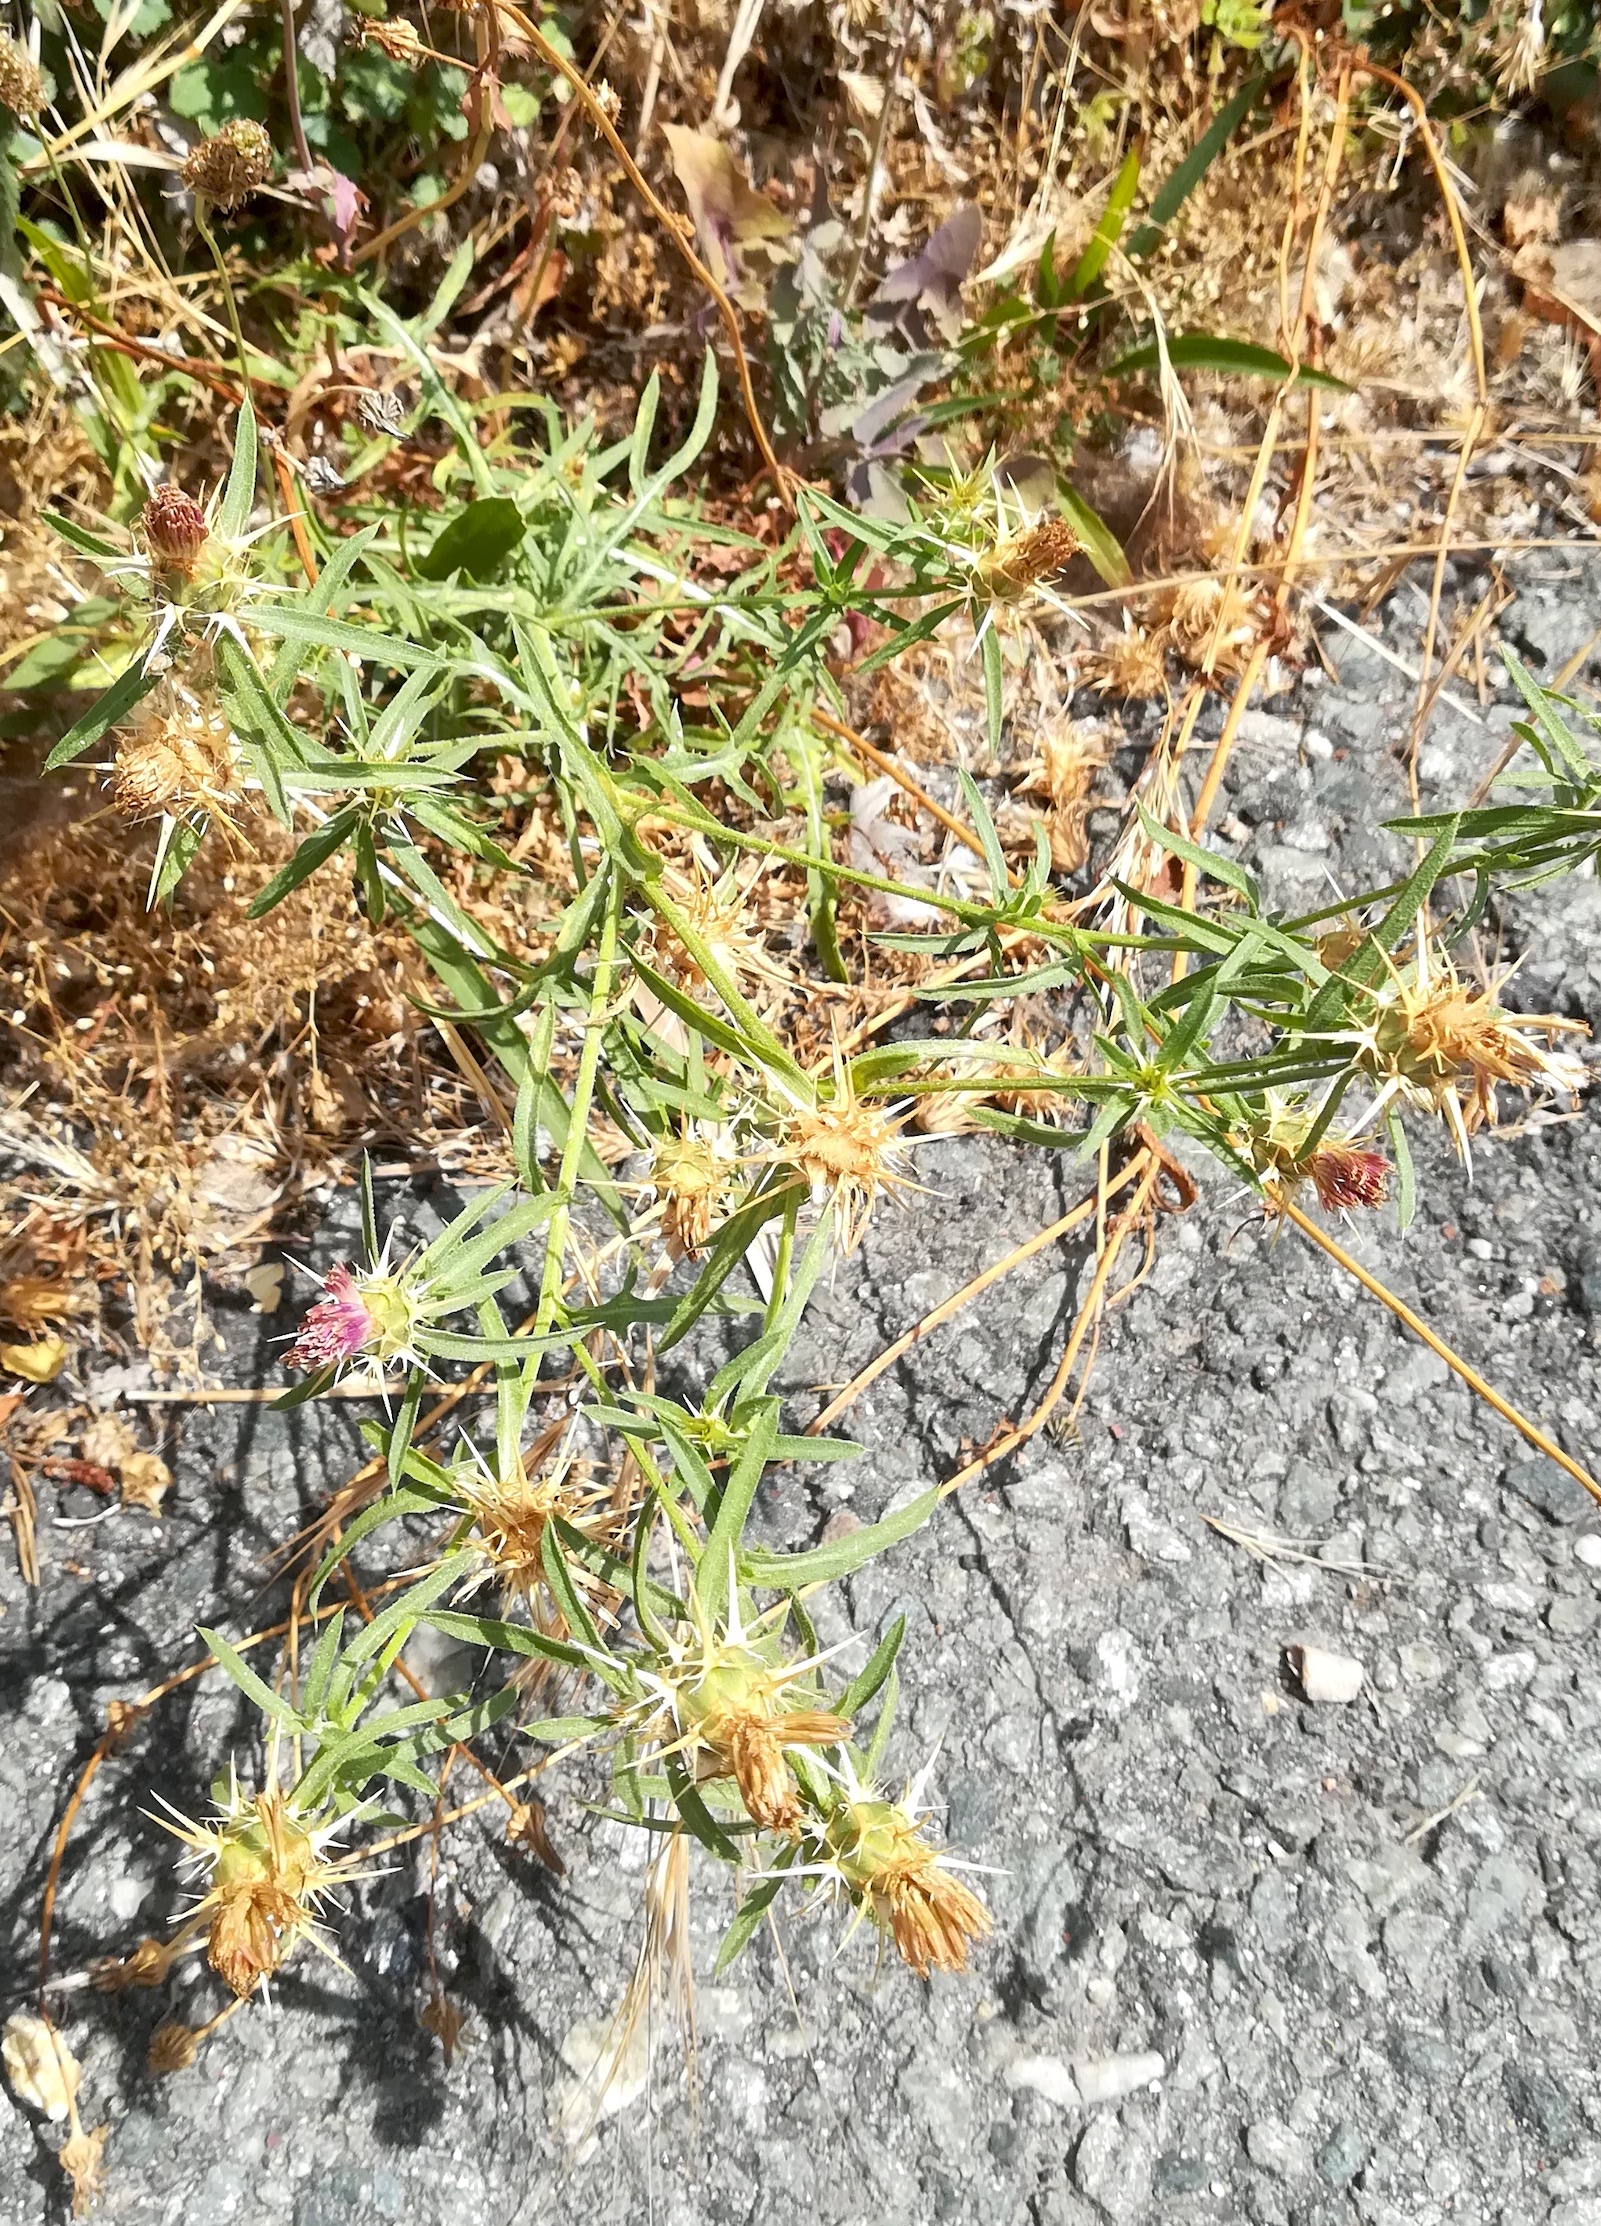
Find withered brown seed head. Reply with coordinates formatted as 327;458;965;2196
358;17;424;59
977;518;1078;600
112;727;221;823
181;119;274;211
146;2019;201;2075
207;1878;304;1998
0;32;48;120
142;485;210;574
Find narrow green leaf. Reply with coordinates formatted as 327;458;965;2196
43;659;155;771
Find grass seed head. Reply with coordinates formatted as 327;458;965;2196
0;33;48;120
181;120;273;211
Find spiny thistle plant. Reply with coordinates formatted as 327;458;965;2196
28;308;1601;2121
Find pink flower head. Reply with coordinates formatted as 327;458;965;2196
1308;1143;1390;1213
285;1264;376;1374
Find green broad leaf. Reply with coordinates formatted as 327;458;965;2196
307;1478;451;1610
863;1664;899;1779
1500;649;1595;783
695;1398;780;1626
1128;71;1267;259
43;658;154;770
1106;332;1351;393
541;1522;604;1654
663;1749;743;1862
341;1551;475;1669
769;1433;861;1462
1066;140;1141;298
713;1865;792;1975
417;497;527;583
215;634;303;821
1386;1106;1415;1231
739;1485;939;1591
957;767;1009;901
1057;480;1132;588
217;398;259;542
628;370;661;493
850;596;966;678
248;804;362;916
301;1609;347;1722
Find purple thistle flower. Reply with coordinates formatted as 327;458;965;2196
285;1264;376;1373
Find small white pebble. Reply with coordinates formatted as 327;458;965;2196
1288;1643;1366;1704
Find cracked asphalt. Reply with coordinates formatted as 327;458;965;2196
4;549;1601;2226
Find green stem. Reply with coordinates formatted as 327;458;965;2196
763;1190;798;1336
194;197;251;396
528;869;620;1354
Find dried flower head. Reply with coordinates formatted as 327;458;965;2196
651;855;777;999
146;2019;201;2075
357;15;424;59
181;119;274;211
766;1060;918;1254
635;1592;850;1837
824;1792;991;1977
59;2122;109;2217
676;1648;848;1834
454;1428;615;1627
975;518;1078;603
1163;576;1262;676
0;32;49;120
1306;1141;1391;1213
0;1274;85;1331
91;1935;174;1993
1086;618;1170;701
111;681;240;829
1347;943;1590;1156
650;1126;736;1258
142;485;210;576
157;1771;365;2001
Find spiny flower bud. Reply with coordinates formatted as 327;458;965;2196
0;32;48;120
976;518;1078;602
181;119;274;212
826;1798;991;1977
142;485;210;575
